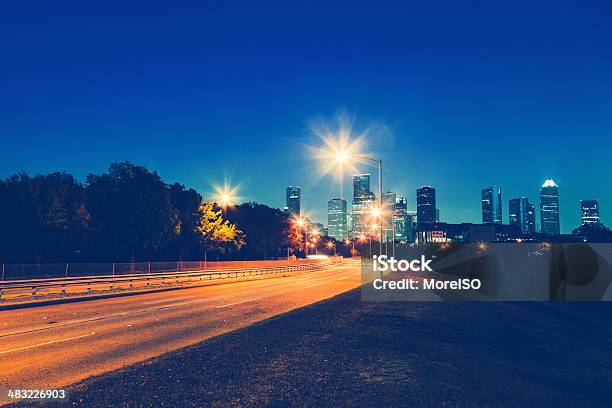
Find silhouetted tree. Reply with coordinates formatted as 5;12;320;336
84;162;177;261
225;203;291;259
572;223;612;242
0;172;89;262
166;182;204;259
0;163;265;264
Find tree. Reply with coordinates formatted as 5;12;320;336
572;223;612;243
195;201;244;256
167;183;203;259
225;203;292;259
0;172;89;262
287;222;304;255
0;163;251;264
85;162;177;261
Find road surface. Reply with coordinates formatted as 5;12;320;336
0;259;361;392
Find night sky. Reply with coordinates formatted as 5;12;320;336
2;1;611;232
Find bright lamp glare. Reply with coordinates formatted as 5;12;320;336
307;113;370;185
213;183;240;207
336;150;349;163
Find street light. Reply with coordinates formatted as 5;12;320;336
334;151;383;255
312;129;386;255
344;238;355;256
214;184;239;210
370;203;395;257
292;216;309;257
358;233;372;257
326;241;336;256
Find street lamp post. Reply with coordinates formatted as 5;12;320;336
344;238;354;257
293;217;309;258
329;147;384;256
326;241;336;256
355;156;383;256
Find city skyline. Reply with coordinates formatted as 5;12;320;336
287;174;604;237
2;3;611;232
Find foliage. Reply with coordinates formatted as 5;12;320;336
572;223;612;242
0;172;89;262
195;202;244;255
85;162;177;261
287;223;304;254
0;162;246;263
225;203;294;259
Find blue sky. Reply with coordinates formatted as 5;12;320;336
1;1;611;232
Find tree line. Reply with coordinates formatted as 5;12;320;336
0;162;303;263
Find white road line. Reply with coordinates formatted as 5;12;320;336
302;283;323;289
215;297;262;309
0;266;360;338
0;332;96;355
0;299;214;339
143;296;195;305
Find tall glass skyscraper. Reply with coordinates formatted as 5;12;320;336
351;174;375;236
509;197;535;234
381;191;396;242
353;174;372;200
285;186;301;216
416;186;436;225
581;199;600;225
327;198;348;240
482;186;502;224
393;197;412;243
540;179;560;235
526;201;536;234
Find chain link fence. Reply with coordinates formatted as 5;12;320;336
0;259;324;281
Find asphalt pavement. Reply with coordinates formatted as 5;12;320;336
0;260;361;395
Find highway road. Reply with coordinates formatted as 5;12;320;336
0;259;361;393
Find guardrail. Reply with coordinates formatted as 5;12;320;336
0;258;328;281
0;258;343;300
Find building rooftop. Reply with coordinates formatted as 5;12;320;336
542;179;558;188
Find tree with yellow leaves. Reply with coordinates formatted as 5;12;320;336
287;222;304;254
196;201;244;255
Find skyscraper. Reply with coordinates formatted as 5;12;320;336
509;197;534;234
407;211;417;242
351;174;375;236
353;174;372;201
416;186;436;226
540;179;560;235
482;186;502;224
327;198;348;240
393;197;411;243
381;191;396;242
581;200;600;225
526;201;536;234
285;186;301;216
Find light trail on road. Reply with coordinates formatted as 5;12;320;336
0;259;361;392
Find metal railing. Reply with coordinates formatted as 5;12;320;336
0;258;343;299
0;259;326;281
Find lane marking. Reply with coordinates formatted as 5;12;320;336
215;297;262;309
0;332;96;355
0;299;213;339
143;296;195;305
0;265;360;338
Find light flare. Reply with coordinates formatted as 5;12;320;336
213;182;241;208
306;112;373;195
